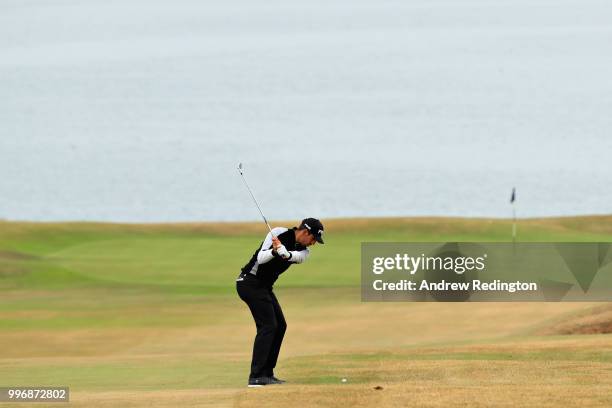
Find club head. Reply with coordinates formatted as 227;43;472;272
237;162;243;173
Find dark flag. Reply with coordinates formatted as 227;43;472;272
510;187;516;204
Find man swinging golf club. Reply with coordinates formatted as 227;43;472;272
235;164;324;387
236;217;324;387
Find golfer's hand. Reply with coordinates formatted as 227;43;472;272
272;236;281;250
276;245;291;260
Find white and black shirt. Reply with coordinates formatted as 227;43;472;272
237;227;310;287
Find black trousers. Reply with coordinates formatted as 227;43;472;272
236;277;287;379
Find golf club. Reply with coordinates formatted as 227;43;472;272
237;163;274;236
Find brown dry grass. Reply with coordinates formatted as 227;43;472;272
2;289;610;407
538;304;612;335
3;214;612;237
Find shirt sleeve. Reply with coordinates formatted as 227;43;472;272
289;249;310;264
256;227;287;264
257;248;275;264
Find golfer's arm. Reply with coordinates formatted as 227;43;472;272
289;249;309;264
257;248;275;264
256;228;286;264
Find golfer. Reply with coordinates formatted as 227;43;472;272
236;218;324;387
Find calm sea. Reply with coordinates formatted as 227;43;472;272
1;0;611;222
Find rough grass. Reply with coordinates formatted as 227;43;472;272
1;216;612;407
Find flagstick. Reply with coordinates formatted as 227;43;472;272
512;201;517;247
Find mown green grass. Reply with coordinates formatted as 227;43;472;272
3;216;612;294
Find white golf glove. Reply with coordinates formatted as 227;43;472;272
276;245;291;260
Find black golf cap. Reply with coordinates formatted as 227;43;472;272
300;218;324;244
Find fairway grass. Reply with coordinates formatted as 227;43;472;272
1;216;611;407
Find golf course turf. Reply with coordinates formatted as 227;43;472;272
1;216;611;407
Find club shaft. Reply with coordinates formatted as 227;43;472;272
238;170;274;235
